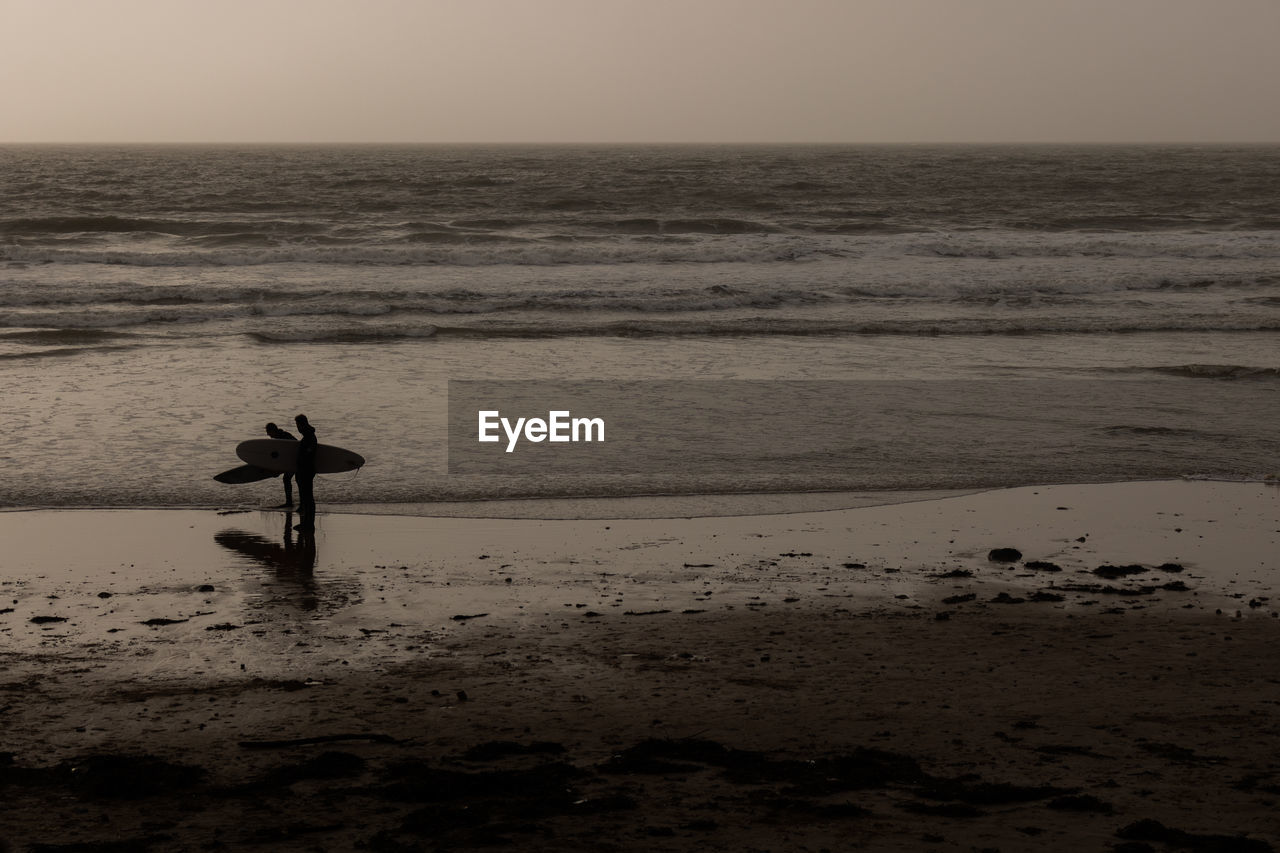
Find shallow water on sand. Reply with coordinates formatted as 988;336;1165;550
2;331;1278;509
4;483;1276;690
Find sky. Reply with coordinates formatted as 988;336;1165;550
3;0;1278;144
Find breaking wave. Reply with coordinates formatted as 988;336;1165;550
0;241;829;267
4;226;1279;269
231;317;1280;343
1150;364;1280;380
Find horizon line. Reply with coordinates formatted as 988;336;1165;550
4;139;1280;147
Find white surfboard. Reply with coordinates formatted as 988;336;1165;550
213;463;280;484
235;439;365;475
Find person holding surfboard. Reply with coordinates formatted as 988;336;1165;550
294;414;318;532
264;422;297;508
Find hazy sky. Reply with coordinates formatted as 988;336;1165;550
4;0;1278;144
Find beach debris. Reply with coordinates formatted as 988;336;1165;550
1136;742;1224;765
1034;743;1107;758
461;741;566;762
843;562;867;569
914;778;1071;805
140;617;189;626
383;759;592;835
238;678;317;692
1057;583;1186;597
1232;773;1280;795
1094;564;1148;579
988;548;1022;562
778;552;812;557
451;613;489;621
937;569;973;578
683;563;715;568
1115;819;1273;853
263;751;367;786
239;733;400;749
205;623;241;631
1047;794;1114;814
197;584;215;593
62;754;206;799
623;610;671;616
901;801;985;817
97;591;113;598
1158;563;1185;573
29;616;67;624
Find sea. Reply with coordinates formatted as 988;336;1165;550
1;144;1277;513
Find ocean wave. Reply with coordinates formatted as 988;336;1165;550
3;276;1279;332
905;232;1280;260
5;227;1279;269
247;326;439;344
0;215;328;237
0;240;826;267
662;219;783;235
1181;472;1280;484
0;328;139;343
1100;425;1215;438
0;344;142;360
7;275;1264;317
1150;364;1280;380
0;282;299;308
0;282;832;313
230;316;1280;343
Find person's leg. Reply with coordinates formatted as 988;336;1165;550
295;475;315;530
283;473;294;506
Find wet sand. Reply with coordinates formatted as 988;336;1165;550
1;481;1278;852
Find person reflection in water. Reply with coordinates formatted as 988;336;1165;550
282;511;317;585
213;513;318;612
294;414;318;533
265;422;296;508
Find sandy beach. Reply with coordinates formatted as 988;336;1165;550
1;480;1277;852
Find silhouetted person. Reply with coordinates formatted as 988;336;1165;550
294;414;317;532
265;422;296;508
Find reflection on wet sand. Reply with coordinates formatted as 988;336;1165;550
214;512;324;612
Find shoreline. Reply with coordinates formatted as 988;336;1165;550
0;485;983;520
2;480;1277;851
4;474;1274;520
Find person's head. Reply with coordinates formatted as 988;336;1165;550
265;422;280;437
295;414;311;431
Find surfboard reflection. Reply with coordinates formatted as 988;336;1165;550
215;513;320;612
